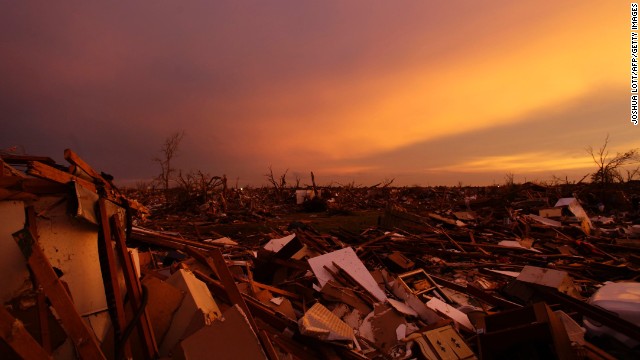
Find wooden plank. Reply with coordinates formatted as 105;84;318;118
27;161;96;192
131;227;226;251
0;305;52;360
97;199;131;358
12;228;106;360
64;149;111;188
1;154;56;165
112;216;158;359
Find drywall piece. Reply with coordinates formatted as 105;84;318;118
516;266;580;298
34;196;108;315
176;305;267;360
298;302;354;342
426;298;475;332
387;298;418;317
0;201;31;304
308;247;387;302
497;240;542;253
367;304;406;355
85;311;112;344
204;237;237;246
263;234;296;252
160;269;222;356
142;276;185;346
13;228;106;360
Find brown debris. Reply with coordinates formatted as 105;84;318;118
2;150;640;359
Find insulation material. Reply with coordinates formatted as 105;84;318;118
308;247;387;302
0;201;31;304
299;302;354;342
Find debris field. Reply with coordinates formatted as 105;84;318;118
1;150;640;359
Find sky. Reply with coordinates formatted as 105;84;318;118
1;1;637;187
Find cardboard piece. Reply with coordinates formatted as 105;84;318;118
263;234;296;252
142;276;185;346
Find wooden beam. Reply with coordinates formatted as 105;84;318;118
64;149;111;188
112;216;158;359
27;161;96;192
97;199;131;359
0;305;52;360
12;228;106;360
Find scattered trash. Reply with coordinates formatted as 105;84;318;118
1;149;640;359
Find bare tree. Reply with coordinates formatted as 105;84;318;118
587;135;640;185
265;166;288;199
154;131;185;194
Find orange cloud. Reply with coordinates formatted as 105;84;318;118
206;2;624;169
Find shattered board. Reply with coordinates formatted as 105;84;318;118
308;247;387;302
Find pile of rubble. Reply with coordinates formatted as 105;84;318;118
1;150;639;359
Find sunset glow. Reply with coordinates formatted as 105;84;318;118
0;1;635;186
